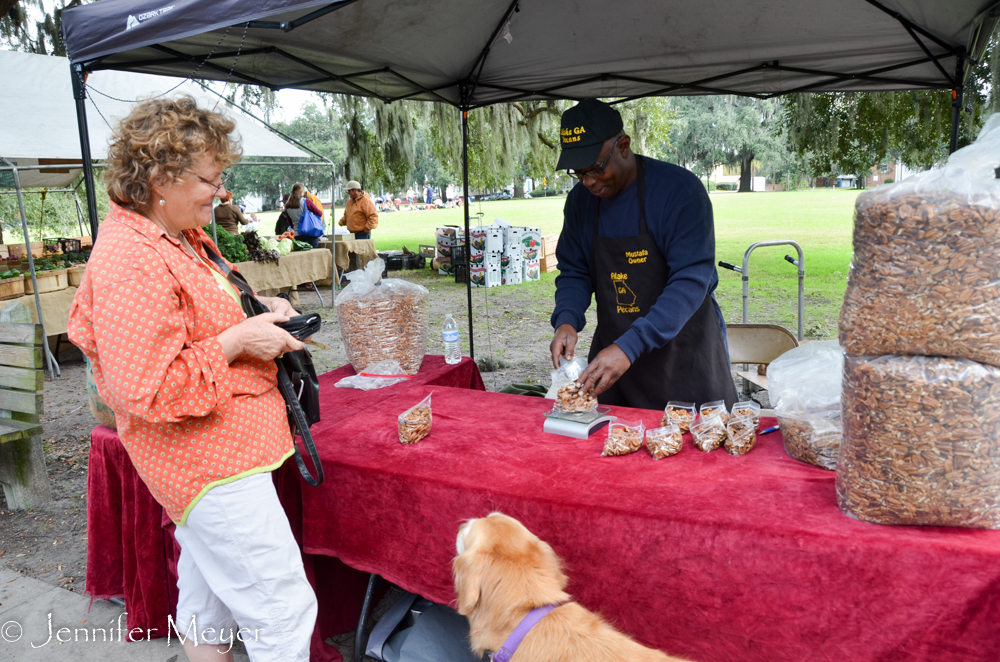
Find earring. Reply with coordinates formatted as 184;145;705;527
159;199;166;206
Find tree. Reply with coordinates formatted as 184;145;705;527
666;96;783;191
226;102;345;206
784;28;998;180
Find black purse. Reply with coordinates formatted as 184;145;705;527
202;244;324;486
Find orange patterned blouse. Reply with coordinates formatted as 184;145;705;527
69;202;293;524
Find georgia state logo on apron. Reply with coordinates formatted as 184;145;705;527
611;271;640;313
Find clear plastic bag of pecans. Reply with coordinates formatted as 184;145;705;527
662;401;695;432
691;416;726;452
398;393;432;444
731;401;761;429
724;415;757;456
555;381;599;413
699;400;728;424
646;424;683;460
602;420;645;456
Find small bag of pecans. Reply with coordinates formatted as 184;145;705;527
398;393;433;444
724;415;758;456
602;420;645;457
646;424;683;460
731;401;761;429
662;401;696;433
691;416;726;452
699;400;729;424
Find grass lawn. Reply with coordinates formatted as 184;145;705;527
258;188;861;337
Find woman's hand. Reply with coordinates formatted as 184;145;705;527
259;296;297;318
217;313;304;363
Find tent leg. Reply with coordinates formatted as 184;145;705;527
12;166;59;379
461;106;475;361
71;62;101;240
949;86;964;154
73;191;85;238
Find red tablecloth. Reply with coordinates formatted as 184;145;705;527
296;384;1000;662
85;356;483;662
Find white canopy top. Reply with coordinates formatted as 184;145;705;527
0;50;307;187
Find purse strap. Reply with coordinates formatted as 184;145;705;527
202;241;325;487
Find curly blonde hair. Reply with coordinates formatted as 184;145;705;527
105;95;242;209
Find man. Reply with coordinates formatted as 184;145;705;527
550;99;737;410
339;180;379;240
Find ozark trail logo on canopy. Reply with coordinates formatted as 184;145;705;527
126;5;175;30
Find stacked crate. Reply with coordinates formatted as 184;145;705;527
435;226;465;275
469;226;503;288
520;227;542;281
540;234;559;273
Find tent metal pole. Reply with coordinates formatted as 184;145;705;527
10;164;59;379
74;191;85;237
949;52;966;154
461;106;475;361
71;62;100;240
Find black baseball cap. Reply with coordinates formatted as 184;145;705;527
555;99;624;171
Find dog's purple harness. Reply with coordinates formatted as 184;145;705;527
489;603;561;662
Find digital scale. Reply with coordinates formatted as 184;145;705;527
543;407;617;439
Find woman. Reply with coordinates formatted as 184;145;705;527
279;183;324;247
68;96;317;662
213;190;254;235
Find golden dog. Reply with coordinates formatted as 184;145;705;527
453;513;690;662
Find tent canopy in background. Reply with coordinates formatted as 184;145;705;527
62;0;998;107
0;50;307;188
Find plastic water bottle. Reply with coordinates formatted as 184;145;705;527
443;314;461;364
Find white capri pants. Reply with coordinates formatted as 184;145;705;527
172;472;317;661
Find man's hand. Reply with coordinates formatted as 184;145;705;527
578;344;631;398
550;324;579;369
339;218;347;226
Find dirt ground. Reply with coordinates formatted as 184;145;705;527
0;264;770;659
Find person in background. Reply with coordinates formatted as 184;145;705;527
213;190;256;235
68;95;315;662
339;180;378;240
277;182;323;239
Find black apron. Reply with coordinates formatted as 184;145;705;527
587;156;738;411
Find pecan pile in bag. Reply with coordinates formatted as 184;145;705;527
555;382;598;413
646;425;683;460
398;394;433;444
838;355;1000;529
602;421;645;456
840;173;1000;366
336;258;430;375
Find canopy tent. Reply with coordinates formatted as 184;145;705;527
0;50;312;378
0;50;308;189
60;0;1000;359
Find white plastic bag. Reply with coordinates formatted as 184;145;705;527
768;340;844;470
334;360;412;391
840;113;1000;366
544;356;588;399
335;258;430;375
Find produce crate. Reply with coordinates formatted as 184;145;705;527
7;242;44;258
24;268;69;294
0;274;25;300
542;233;559;258
68;265;87;287
58;238;83;254
541;255;559;273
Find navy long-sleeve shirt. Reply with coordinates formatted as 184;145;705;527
551;157;723;363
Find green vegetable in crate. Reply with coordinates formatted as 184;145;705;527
215;226;250;263
292;240;313;252
0;269;20;279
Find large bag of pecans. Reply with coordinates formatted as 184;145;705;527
767;340;844;470
838;354;1000;529
840;115;1000;366
335;258;430;375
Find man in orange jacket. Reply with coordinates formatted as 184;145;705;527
339;180;378;239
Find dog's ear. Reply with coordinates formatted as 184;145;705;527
453;550;485;616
